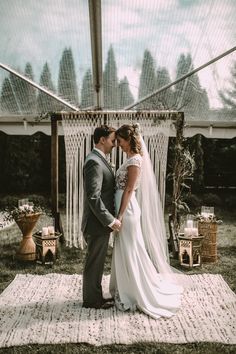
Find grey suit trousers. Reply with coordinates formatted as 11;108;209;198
83;232;110;306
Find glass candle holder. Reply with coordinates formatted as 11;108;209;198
184;215;198;237
201;206;214;218
28;202;34;212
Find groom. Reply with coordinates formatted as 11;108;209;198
81;125;121;309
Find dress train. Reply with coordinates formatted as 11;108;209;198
110;189;182;319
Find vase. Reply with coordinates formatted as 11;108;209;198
15;213;41;261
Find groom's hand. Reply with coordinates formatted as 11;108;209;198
111;219;121;231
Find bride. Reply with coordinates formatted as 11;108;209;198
109;123;183;319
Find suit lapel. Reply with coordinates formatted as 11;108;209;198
92;149;114;175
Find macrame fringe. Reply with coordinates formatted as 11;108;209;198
62;111;172;248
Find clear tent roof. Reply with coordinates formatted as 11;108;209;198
0;0;236;121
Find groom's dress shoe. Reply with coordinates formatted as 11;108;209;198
99;302;114;309
82;298;114;309
102;297;114;303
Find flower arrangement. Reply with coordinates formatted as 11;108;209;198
4;199;44;222
195;213;223;224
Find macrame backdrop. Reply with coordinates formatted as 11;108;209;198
62;111;174;248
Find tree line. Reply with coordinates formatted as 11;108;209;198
1;44;236;113
0;45;213;115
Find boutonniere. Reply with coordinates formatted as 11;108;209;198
109;162;116;170
109;162;116;173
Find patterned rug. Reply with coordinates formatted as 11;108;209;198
0;273;235;347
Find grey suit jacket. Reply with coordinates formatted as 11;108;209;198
81;149;115;236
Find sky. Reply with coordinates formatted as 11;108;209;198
0;0;236;108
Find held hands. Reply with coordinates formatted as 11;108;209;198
111;218;122;231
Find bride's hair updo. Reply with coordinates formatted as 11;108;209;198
116;123;143;155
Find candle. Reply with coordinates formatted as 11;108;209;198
201;212;209;218
48;226;55;235
186;220;193;228
184;227;198;237
201;206;214;218
184;228;191;237
42;227;49;236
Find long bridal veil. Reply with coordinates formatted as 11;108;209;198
135;124;186;287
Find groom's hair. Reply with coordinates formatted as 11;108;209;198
93;125;116;144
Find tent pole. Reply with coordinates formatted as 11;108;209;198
88;0;103;109
51;114;64;241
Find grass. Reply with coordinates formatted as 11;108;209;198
0;209;235;354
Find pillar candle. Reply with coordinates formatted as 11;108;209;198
192;227;198;236
48;226;55;235
42;227;49;236
186;220;193;228
184;228;191;237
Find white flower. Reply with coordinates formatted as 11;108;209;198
133;122;141;135
110;163;116;169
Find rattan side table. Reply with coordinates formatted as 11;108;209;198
198;221;218;262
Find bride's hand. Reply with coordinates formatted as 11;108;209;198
111;219;121;231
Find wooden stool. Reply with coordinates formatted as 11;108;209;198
178;234;204;268
34;232;60;264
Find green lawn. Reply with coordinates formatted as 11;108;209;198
0;210;235;354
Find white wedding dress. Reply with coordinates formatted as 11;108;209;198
109;154;183;319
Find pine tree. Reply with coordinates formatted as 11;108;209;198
138;49;156;109
174;53;188;108
0;77;19;114
174;53;209;117
191;134;205;190
3;65;37;114
220;61;236;109
103;45;119;109
58;47;79;107
9;69;25;114
10;63;37;114
118;76;134;108
37;62;57;113
156;67;173;109
24;63;37;114
200;89;210;114
81;69;93;108
174;53;211;190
